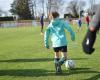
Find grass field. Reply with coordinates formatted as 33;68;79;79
0;25;100;80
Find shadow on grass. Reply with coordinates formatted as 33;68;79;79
0;58;53;62
0;69;54;77
0;58;88;63
84;73;100;80
71;58;89;60
0;68;99;79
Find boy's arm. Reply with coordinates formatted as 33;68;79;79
89;7;100;32
64;21;75;41
44;27;50;49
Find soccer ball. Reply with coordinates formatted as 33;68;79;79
65;60;75;69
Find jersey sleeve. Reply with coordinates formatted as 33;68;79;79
44;27;50;47
63;21;75;41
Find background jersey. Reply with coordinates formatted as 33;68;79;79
40;15;44;23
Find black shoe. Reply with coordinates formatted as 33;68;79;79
55;63;62;75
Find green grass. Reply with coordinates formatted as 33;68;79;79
0;25;100;80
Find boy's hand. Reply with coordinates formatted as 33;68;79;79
45;45;49;49
71;36;75;41
89;27;95;32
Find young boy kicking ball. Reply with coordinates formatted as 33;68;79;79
44;11;75;74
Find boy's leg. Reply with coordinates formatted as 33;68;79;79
59;46;67;65
77;27;80;32
61;52;67;59
59;52;67;65
41;23;44;33
54;52;62;74
87;22;89;28
54;52;60;64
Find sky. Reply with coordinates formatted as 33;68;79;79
0;0;100;16
0;0;13;11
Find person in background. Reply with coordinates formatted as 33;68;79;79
82;6;100;54
77;18;82;32
85;14;90;28
40;13;44;34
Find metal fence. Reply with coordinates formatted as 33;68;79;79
0;20;49;28
0;18;86;28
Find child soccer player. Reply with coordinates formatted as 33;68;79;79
85;14;90;28
44;11;75;74
40;13;44;34
77;18;82;32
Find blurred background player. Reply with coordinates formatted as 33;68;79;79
85;14;90;28
82;6;100;54
44;11;75;74
40;13;44;35
77;18;82;32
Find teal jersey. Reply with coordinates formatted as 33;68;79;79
44;18;75;48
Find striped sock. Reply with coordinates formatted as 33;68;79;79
59;57;66;65
54;58;60;64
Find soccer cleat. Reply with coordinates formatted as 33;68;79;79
55;63;62;74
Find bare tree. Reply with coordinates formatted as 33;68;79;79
31;0;64;18
67;0;78;17
89;0;95;15
87;4;98;16
28;0;38;19
0;9;2;16
33;0;37;18
46;0;64;18
35;0;45;17
28;0;34;18
48;0;64;12
41;0;45;14
46;0;51;17
66;0;85;17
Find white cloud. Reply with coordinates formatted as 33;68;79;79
0;0;13;11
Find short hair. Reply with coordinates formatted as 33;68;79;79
51;11;59;18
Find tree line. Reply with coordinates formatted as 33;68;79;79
1;0;96;20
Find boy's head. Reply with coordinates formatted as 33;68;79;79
49;11;59;20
